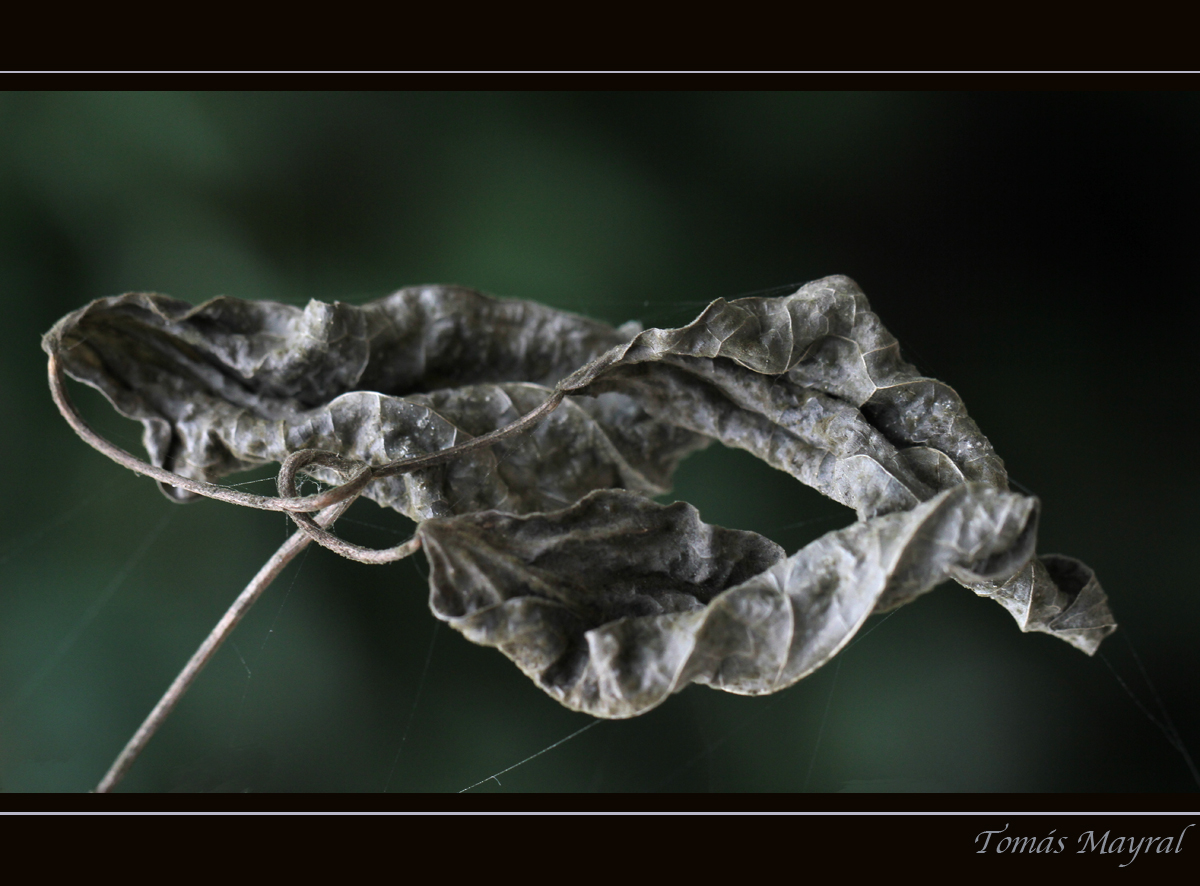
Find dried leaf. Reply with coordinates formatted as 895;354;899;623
46;287;706;519
420;485;1043;718
45;275;1116;727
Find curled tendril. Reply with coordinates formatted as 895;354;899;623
275;449;420;563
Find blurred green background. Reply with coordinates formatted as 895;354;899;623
1;91;1196;795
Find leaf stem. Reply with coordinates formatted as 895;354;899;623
93;499;358;793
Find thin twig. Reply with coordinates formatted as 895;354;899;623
93;499;359;793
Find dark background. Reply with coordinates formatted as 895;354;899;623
1;91;1196;795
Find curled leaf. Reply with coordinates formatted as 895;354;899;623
420;485;1043;718
44;275;1116;726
